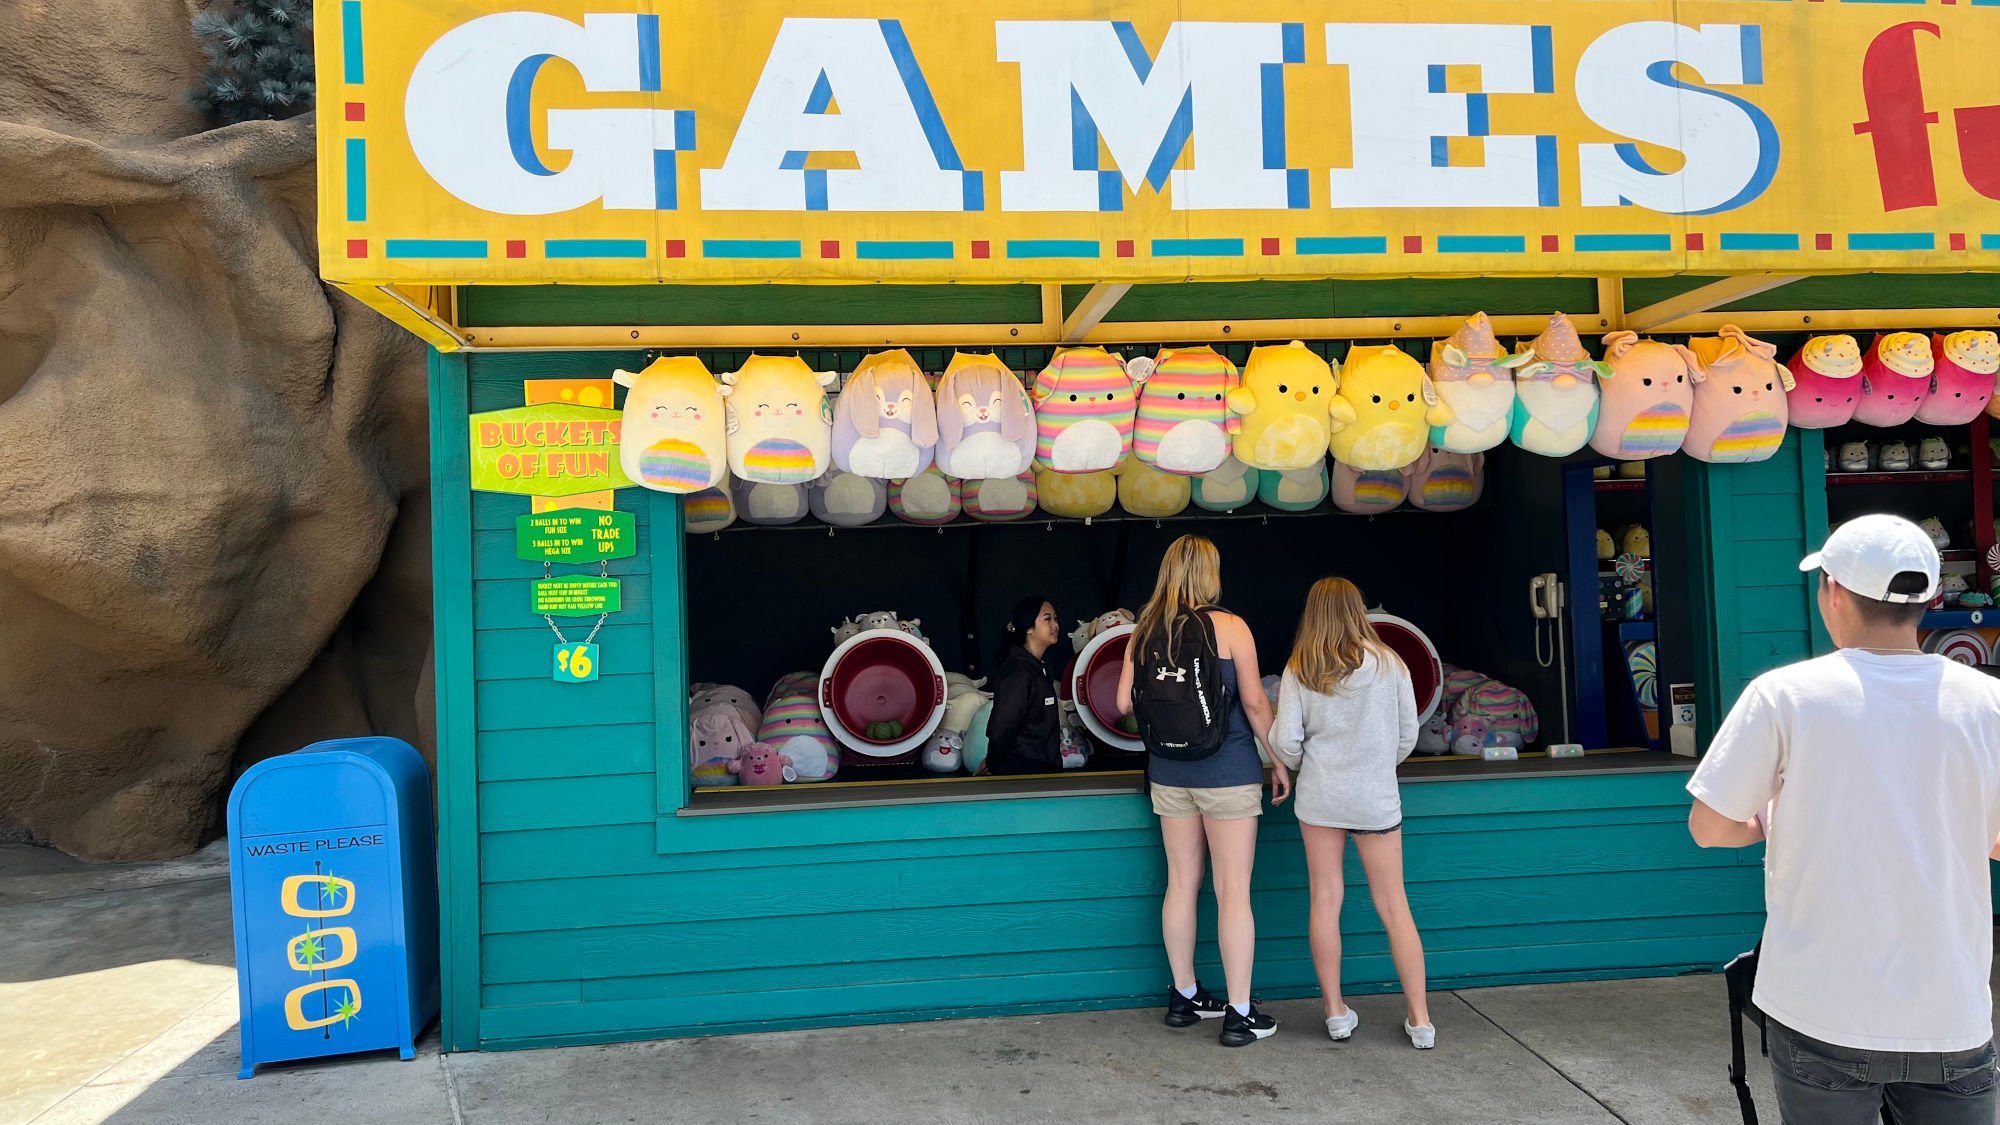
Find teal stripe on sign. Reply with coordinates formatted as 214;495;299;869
386;239;487;259
1983;235;2000;250
1576;234;1673;252
1718;233;1800;251
1296;237;1387;255
1848;232;1934;250
1437;235;1524;254
856;240;954;260
1152;238;1244;257
1006;240;1099;259
341;0;363;84
702;240;802;259
546;239;649;258
344;138;366;221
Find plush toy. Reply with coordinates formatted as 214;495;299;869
1876;440;1912;471
723;355;837;484
690;704;758;787
1330;461;1407;515
1836;441;1870;472
1257;463;1329;512
759;671;838;781
1414;711;1453;754
1940;572;1970;607
1030;346;1141;473
1450;714;1495;755
808;467;887;528
1058;721;1091;769
612;356;729;493
1404;446;1485;512
935;353;1036;479
1588;331;1699;460
1919;516;1951;550
962;472;1038;522
689;683;761;734
831;617;863;646
1451;678;1539;746
857;610;902;632
1190;457;1260;512
1509;314;1605;457
1919;331;2000;425
1034;466;1116;518
941;674;994;734
1230;341;1349;471
1784;335;1864;429
682;481;737;534
1684;326;1792;464
1917;437;1952;471
730;741;793;786
887;466;961;525
1114;456;1192;518
730;475;808;525
960;699;995;774
1070;609;1136;653
1597;529;1616;561
897;618;930;646
1853;331;1934;427
921;729;965;774
1329;345;1450;470
1135;346;1238;475
831;349;940;479
1620;524;1651;558
1429;312;1523;454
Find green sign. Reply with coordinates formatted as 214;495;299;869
470;403;636;496
516;509;636;563
533;576;622;617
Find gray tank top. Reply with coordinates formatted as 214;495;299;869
1147;655;1265;790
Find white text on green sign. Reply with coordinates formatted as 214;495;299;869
517;509;636;563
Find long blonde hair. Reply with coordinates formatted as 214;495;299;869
1287;577;1396;692
1132;535;1223;661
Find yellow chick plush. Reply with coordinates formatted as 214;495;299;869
1034;466;1117;518
1227;341;1351;471
1328;346;1452;470
1113;455;1191;518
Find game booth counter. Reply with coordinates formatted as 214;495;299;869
317;0;2000;1050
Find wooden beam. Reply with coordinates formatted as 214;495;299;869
1060;282;1132;343
1595;278;1626;332
1643;306;2000;336
1624;275;1804;332
336;283;470;351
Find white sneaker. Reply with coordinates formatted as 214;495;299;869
1325;1009;1359;1041
1404;1020;1435;1049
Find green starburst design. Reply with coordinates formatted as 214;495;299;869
317;876;347;908
294;933;326;966
333;990;360;1027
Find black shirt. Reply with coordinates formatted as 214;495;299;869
984;644;1062;774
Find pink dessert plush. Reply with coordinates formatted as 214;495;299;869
1852;331;1934;427
1916;331;1999;425
1784;335;1864;429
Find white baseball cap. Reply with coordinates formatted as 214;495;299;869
1798;514;1940;603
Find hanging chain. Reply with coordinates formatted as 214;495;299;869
542;559;613;645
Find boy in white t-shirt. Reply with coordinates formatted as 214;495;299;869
1688;514;2000;1124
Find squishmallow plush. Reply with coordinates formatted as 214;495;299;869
1875;440;1912;471
760;672;838;782
730;474;808;525
1035;466;1116;518
1429;312;1524;454
1134;346;1238;475
1069;609;1135;653
1852;331;1934;427
1230;341;1350;471
921;729;965;774
1836;441;1870;472
1031;347;1141;473
1190;456;1260;512
961;698;995;774
1451;678;1539;746
682;480;736;534
1784;335;1864;429
1597;529;1616;560
1919;517;1952;550
1509;314;1605;457
942;673;993;734
935;353;1036;479
808;467;887;528
723;355;837;484
613;356;728;493
887;466;961;525
962;472;1038;522
1588;331;1699;460
1919;331;2000;425
1114;456;1192;518
689;683;761;734
832;349;940;479
1330;461;1407;515
1917;437;1952;471
1257;463;1329;512
1329;345;1450;470
1684;325;1792;464
730;742;792;786
690;704;756;788
1404;446;1485;512
1415;711;1453;754
831;617;863;646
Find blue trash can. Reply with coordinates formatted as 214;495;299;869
227;737;438;1078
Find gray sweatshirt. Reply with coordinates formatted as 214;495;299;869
1268;651;1419;831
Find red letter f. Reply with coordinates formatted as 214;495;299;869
1854;21;1941;212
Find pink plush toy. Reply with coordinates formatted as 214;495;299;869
1852;331;1934;427
1403;445;1485;512
832;349;940;479
1133;346;1238;475
1588;331;1699;461
1784;335;1865;429
934;353;1035;480
1031;347;1141;473
1683;326;1792;464
1916;332;1999;425
1330;461;1407;515
729;741;793;786
1450;715;1494;755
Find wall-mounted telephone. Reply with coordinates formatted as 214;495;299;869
1529;573;1584;757
1529;572;1564;620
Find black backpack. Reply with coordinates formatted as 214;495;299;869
1131;609;1229;761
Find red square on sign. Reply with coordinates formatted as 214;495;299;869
971;240;990;259
1540;234;1559;253
505;239;526;259
1815;233;1833;251
344;102;365;122
346;239;367;258
820;240;840;259
1261;237;1280;256
663;240;685;258
1403;236;1423;254
1116;240;1135;257
1950;233;1967;251
1685;233;1705;251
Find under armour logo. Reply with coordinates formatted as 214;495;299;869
1155;668;1186;683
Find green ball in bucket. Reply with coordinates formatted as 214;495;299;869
1115;714;1140;736
865;719;905;742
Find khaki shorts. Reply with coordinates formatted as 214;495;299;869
1150;782;1264;820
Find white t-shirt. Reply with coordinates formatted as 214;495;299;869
1688;650;2000;1052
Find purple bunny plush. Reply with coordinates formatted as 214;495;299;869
832;349;940;480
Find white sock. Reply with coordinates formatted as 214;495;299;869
1232;1002;1251;1017
1177;983;1198;1000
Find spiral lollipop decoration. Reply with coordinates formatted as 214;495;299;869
1626;641;1658;709
1924;629;1992;666
1613;552;1647;583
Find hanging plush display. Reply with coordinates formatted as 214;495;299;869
1133;346;1239;475
1030;346;1142;473
1114;455;1192;518
1034;466;1117;518
1190;456;1260;513
807;467;888;528
1229;340;1348;471
887;466;962;525
1684;325;1793;464
1784;335;1865;429
1328;344;1449;470
1329;461;1407;515
722;355;837;484
831;349;940;479
1918;331;2000;425
1404;446;1486;512
682;479;737;534
962;471;1038;522
730;475;809;525
612;356;729;494
1588;332;1699;461
1852;331;1934;427
1257;462;1328;512
1509;313;1605;457
1429;313;1523;454
934;352;1036;479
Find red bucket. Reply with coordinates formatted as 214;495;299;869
1366;613;1443;723
1070;624;1142;752
820;629;947;758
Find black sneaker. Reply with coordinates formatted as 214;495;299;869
1164;983;1228;1027
1219;1002;1277;1047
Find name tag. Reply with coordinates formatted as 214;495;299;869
1044;696;1056;706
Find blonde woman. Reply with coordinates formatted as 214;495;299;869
1269;577;1432;1048
1117;535;1290;1047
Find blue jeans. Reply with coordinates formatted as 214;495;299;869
1769;1017;1998;1124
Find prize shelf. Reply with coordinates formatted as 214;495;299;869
1921;609;1999;629
1826;470;1970;486
1593;478;1648;492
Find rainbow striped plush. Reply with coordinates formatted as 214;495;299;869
1706;412;1784;463
759;673;838;782
742;437;818;483
1419;465;1477;511
1615;403;1688;458
1031;347;1137;472
681;485;734;534
1134;347;1238;475
638;439;717;492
